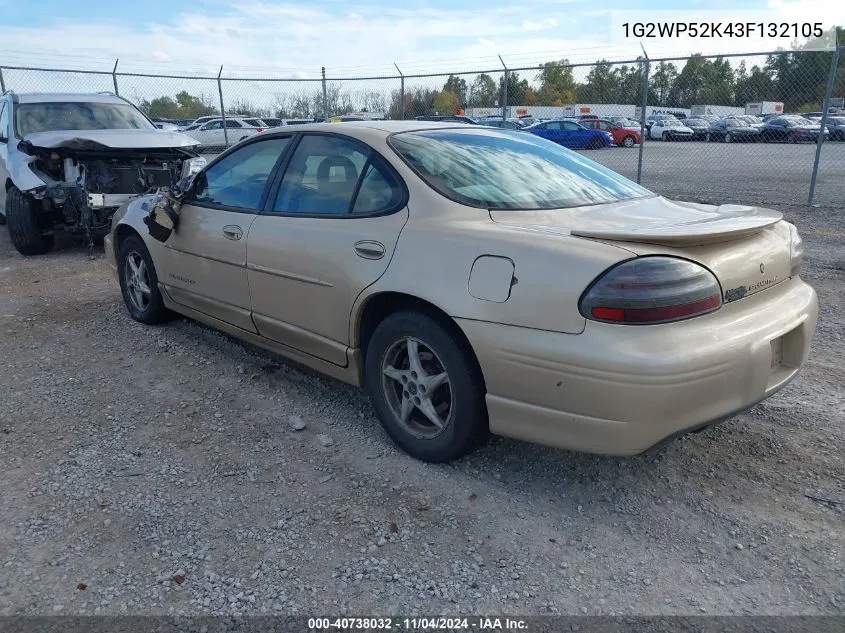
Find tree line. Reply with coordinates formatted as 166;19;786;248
137;29;843;121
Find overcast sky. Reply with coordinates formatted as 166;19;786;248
1;0;842;79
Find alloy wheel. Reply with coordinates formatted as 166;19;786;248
124;251;152;313
381;337;452;439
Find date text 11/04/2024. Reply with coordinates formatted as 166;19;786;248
307;617;529;630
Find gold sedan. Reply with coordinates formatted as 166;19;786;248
105;122;818;462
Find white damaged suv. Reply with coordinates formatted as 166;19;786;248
0;91;206;255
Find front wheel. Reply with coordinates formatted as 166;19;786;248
117;234;175;325
662;131;669;141
622;135;635;148
365;311;488;463
6;186;54;256
724;132;732;143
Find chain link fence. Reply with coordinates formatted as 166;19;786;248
1;46;842;208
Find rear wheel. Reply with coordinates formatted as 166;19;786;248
662;131;669;141
622;135;635;148
587;137;603;150
117;234;174;325
6;186;54;256
365;311;488;463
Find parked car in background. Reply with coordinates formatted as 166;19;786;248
649;118;694;141
826;116;845;141
108;122;817;463
683;118;710;140
724;115;764;130
707;118;761;143
414;115;477;124
182;116;219;131
608;116;643;132
760;116;829;143
0;91;205;255
524;119;613;149
645;114;677;132
262;118;314;128
580;119;640;147
182;117;264;149
154;121;180;131
241;118;268;130
477;118;525;130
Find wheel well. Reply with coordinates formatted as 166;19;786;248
114;224;142;257
356;292;485;385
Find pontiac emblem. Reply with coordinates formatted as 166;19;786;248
759;263;766;274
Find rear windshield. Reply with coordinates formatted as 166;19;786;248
15;102;154;136
389;128;653;210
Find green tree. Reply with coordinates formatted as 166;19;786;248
577;60;619;103
468;73;497;107
432;90;459;114
442;75;468;107
650;61;678;106
537;59;576;105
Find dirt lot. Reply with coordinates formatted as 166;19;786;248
0;201;843;617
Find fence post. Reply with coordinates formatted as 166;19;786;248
637;57;649;185
321;67;328;121
498;54;508;120
217;65;228;148
0;67;5;93
808;45;841;207
112;59;119;95
394;63;404;120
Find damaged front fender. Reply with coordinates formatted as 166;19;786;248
6;146;50;193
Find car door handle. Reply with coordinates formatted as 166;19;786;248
354;240;385;260
222;225;243;241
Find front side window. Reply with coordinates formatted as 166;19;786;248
14;101;154;136
389;128;653;210
191;137;291;210
562;122;580;131
273;134;402;216
203;121;222;130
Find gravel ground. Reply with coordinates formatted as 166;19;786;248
0;200;843;617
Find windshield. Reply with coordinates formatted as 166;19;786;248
15;101;154;136
389;128;653;210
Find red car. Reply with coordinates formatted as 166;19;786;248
580;119;641;147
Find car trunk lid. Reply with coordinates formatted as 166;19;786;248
489;196;793;303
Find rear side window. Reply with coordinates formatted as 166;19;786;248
272;134;403;216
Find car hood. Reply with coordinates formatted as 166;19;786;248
21;129;201;150
489;195;782;246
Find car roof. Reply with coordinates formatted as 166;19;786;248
249;120;478;140
12;92;127;104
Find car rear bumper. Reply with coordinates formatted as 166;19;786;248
457;276;818;455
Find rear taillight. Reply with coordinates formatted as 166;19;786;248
256;128;264;133
579;256;722;325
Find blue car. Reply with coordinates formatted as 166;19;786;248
524;119;614;149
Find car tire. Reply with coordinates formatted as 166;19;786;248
588;137;603;150
622;135;635;148
6;186;54;256
364;311;488;463
662;131;669;141
117;234;175;325
705;133;711;142
724;132;732;143
788;133;797;144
